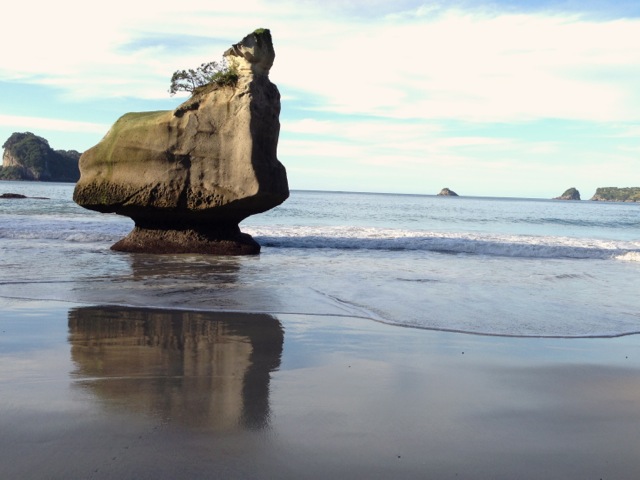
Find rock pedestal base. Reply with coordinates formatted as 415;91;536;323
111;226;260;255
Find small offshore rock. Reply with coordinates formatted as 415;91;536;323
0;193;48;199
554;187;581;200
437;188;459;196
1;193;27;199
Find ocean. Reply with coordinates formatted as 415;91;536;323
1;180;638;338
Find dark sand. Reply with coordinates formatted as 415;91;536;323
2;299;640;479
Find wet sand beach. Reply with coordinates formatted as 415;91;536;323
2;298;640;479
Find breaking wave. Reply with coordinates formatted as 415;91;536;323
247;225;640;261
1;216;638;262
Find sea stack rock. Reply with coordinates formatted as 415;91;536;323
437;188;458;196
554;187;580;200
73;29;288;254
1;132;80;182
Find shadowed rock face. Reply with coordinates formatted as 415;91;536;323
73;29;288;254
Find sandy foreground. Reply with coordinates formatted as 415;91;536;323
1;298;640;479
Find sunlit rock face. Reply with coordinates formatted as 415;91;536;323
73;29;288;254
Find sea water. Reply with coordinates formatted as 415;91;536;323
0;181;638;337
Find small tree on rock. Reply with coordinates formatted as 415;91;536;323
169;59;238;95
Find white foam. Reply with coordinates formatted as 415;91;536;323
2;215;638;262
615;251;640;262
245;225;640;261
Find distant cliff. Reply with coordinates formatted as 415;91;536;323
1;132;81;182
590;187;640;202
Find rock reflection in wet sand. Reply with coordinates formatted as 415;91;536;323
68;306;283;431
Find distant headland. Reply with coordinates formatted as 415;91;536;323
436;186;639;202
590;187;640;202
553;187;639;202
1;132;80;182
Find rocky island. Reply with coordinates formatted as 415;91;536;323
437;188;458;196
590;187;640;202
554;187;581;200
1;132;80;182
73;29;289;254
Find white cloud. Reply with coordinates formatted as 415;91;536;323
0;114;109;134
2;1;639;196
280;139;366;159
609;125;640;138
273;7;640;122
283;118;442;141
4;2;640;122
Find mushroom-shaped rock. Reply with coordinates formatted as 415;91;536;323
73;29;288;254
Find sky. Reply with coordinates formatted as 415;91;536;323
1;0;639;198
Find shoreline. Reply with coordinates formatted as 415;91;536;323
4;295;640;340
2;298;640;479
